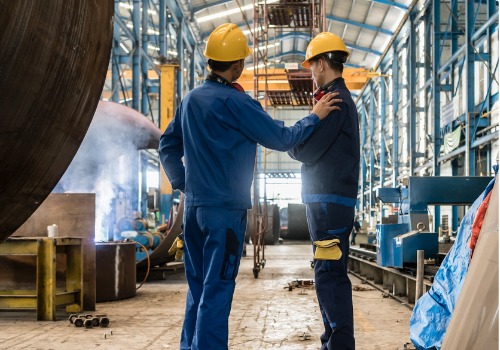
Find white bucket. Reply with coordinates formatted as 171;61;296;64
47;224;59;238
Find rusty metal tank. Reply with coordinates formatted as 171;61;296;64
96;241;137;302
0;1;114;242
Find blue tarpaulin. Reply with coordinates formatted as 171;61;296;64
409;177;496;349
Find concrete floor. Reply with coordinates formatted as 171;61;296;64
0;243;412;350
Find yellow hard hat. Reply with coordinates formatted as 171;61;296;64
301;32;350;68
203;23;252;62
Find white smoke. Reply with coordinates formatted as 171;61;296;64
53;102;159;241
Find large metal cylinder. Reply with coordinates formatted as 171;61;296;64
96;242;137;302
0;1;114;242
245;204;281;245
283;203;310;240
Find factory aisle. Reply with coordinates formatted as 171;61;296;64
0;243;411;350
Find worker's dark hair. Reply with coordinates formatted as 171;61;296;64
207;58;242;72
309;51;348;74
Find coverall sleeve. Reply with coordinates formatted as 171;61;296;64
223;95;320;151
158;107;185;192
287;103;348;164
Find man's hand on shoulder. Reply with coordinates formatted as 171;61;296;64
312;92;342;120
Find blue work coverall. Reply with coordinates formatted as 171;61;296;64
288;77;360;350
159;77;321;350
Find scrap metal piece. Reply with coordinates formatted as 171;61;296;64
136;193;185;269
0;1;114;242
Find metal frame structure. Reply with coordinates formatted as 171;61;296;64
356;0;498;232
107;0;207;220
248;0;326;278
109;0;205;123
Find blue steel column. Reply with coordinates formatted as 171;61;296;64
451;0;458;55
141;152;149;219
132;0;141;111
451;0;459;231
465;0;476;175
360;102;367;215
451;159;459;232
141;0;150;115
159;0;166;55
408;11;417;174
487;0;496;170
369;86;376;220
380;77;386;187
392;45;399;187
140;0;150;218
177;22;184;100
111;1;120;103
433;0;441;232
190;48;195;90
112;39;120;102
424;10;432;152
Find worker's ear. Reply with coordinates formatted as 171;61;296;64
234;59;244;71
232;59;244;79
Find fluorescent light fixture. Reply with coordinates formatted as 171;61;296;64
246;62;278;70
118;3;157;15
125;23;159;35
242;27;263;36
148;44;160;51
119;3;133;10
255;42;280;51
197;0;278;23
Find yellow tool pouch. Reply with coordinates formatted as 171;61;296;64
314;238;342;260
176;238;183;249
168;237;183;255
168;237;184;261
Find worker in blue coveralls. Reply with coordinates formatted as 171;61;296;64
158;23;342;350
288;32;360;350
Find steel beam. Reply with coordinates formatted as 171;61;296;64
380;77;386;187
465;0;476;175
369;84;376;217
360;102;367;214
132;0;141;111
327;15;393;36
408;11;416;174
392;45;399;187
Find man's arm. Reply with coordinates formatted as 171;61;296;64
222;93;340;152
158;107;185;192
288;102;348;164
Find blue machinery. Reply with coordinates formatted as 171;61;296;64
375;176;492;268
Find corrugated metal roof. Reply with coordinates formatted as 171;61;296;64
192;0;412;69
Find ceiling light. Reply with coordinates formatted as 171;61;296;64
118;3;157;15
246;62;272;70
148;44;159;51
255;42;280;51
197;0;278;23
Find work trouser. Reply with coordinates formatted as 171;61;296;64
306;202;355;350
180;206;247;350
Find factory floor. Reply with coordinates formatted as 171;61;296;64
0;243;412;350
